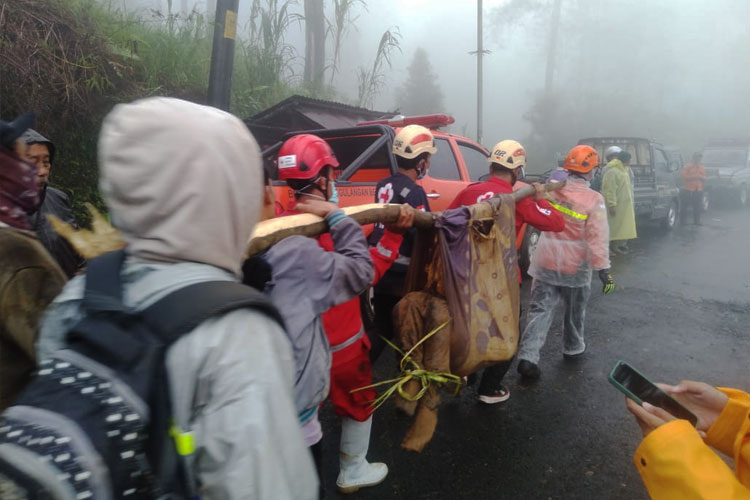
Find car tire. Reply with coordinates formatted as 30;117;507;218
661;200;678;231
519;227;540;277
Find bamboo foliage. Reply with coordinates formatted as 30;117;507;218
356;27;401;108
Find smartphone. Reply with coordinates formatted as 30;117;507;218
609;360;698;426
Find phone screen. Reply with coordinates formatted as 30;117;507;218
610;362;698;426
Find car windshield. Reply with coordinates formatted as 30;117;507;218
702;149;747;166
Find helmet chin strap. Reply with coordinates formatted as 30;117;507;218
295;175;329;201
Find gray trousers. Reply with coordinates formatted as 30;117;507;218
517;279;591;364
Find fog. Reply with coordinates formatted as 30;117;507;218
110;0;750;172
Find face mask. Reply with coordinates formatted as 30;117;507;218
329;181;340;206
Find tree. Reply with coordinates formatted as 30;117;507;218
395;48;445;115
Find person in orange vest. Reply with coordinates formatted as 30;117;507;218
626;379;750;498
681;152;707;225
447;139;565;403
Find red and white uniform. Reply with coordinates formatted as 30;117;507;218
448;177;565;281
319;230;403;421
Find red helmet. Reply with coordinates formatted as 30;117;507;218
277;134;339;180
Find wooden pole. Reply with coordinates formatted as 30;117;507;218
246;181;564;256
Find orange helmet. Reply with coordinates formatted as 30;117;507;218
563;145;599;173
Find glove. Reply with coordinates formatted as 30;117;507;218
599;269;615;294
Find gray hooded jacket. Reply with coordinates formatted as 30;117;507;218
37;98;318;500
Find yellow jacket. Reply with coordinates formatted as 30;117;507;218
634;388;750;499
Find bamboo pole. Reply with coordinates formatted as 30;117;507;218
246;181;565;256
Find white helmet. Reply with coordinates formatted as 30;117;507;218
605;145;623;160
392;125;437;160
489;139;526;170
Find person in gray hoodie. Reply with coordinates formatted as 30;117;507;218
37;97;318;500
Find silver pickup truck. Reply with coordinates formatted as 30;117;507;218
701;139;750;208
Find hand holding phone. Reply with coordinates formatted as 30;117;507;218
609;360;698;426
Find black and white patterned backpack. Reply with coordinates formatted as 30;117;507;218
0;250;282;499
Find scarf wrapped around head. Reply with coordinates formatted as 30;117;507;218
0;147;39;229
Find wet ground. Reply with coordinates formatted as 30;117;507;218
320;204;750;500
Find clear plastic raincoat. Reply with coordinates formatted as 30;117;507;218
529;176;610;287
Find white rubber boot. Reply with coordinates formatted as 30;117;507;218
336;416;388;493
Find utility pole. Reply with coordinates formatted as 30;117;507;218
207;0;239;110
470;0;490;145
544;0;563;98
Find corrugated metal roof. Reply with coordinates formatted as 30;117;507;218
249;94;395;123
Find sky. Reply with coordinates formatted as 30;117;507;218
114;0;750;172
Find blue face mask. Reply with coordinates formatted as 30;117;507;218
329;181;340;205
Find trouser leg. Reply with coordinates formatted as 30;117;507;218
692;191;702;224
477;358;513;394
517;280;561;364
310;441;325;499
561;284;591;356
680;189;689;224
369;293;401;362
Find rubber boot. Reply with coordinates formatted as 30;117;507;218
336;417;388;493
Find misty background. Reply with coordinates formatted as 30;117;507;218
104;0;750;173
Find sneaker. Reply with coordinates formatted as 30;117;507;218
563;349;586;360
517;359;541;380
478;385;510;404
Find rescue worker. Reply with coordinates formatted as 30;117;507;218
0;112;67;410
516;145;615;380
602;150;637;255
680;152;706;225
321;203;413;493
265;134;375;495
625;379;750;498
447;139;566;403
590;145;620;192
368;124;434;361
22;129;84;277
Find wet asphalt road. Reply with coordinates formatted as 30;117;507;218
320;204;750;500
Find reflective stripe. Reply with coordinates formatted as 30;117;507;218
169;423;195;456
330;327;366;353
394;254;411;266
376;243;393;259
549;202;588;220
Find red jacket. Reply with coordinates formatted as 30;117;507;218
448;177;565;282
449;177;565;234
319;230;403;366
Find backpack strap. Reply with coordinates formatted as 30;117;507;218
81;249;127;313
140;280;284;345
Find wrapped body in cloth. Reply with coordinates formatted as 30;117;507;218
393;195;520;452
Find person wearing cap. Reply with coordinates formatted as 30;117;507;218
0;112;66;409
602;150;637;255
516;145;614;381
260;134;375;495
447;139;565;403
23;129;84;277
368;124;435;361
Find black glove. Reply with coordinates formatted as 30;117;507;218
599;269;615;295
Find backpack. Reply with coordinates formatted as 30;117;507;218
0;250;283;500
